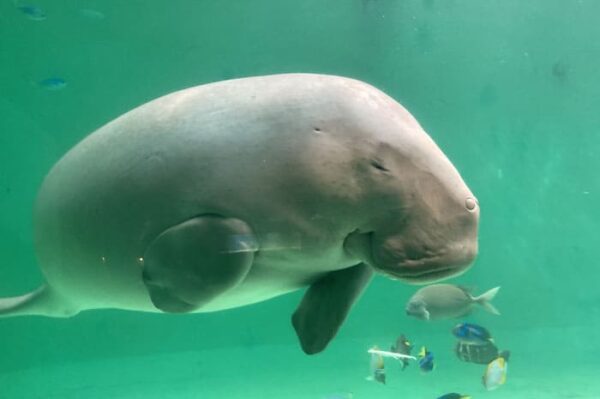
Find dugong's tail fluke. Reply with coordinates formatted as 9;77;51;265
473;286;501;316
0;285;78;318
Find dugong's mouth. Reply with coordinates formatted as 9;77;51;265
373;234;478;284
343;230;474;284
390;265;467;284
379;252;473;284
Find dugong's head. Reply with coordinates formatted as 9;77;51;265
378;165;480;283
344;119;479;284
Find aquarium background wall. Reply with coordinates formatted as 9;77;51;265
0;1;598;398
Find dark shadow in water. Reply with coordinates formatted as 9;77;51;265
552;60;570;83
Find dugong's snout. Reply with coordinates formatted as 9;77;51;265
377;194;480;283
345;191;480;284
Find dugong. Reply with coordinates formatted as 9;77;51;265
0;74;479;354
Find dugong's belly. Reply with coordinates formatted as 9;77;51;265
33;74;377;312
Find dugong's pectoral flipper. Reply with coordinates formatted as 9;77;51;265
142;215;257;313
291;263;373;354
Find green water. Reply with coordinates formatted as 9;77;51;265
1;1;598;398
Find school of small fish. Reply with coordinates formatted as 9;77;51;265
14;2;106;91
364;283;507;398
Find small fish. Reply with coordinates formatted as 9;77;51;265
16;3;46;20
437;394;471;399
38;77;67;91
418;346;434;373
323;393;353;399
452;322;493;344
79;8;106;20
367;348;416;361
454;340;499;364
390;334;413;370
367;345;386;384
482;350;510;391
406;284;500;320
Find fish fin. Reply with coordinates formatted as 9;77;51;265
499;350;511;361
418;346;426;357
457;285;475;294
423;309;430;320
473;286;501;315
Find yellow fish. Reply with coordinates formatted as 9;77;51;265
368;345;386;384
482;351;509;390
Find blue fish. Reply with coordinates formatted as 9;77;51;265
16;3;46;20
452;322;493;344
418;346;434;372
38;77;67;91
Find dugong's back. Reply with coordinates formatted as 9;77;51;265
33;74;426;309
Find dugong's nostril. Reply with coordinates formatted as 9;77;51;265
465;197;478;211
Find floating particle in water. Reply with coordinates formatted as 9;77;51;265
38;77;67;91
16;3;46;21
415;23;434;51
323;393;353;399
479;84;498;106
552;61;569;82
423;0;436;9
79;8;105;20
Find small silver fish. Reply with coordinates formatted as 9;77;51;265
79;8;106;20
368;345;386;384
406;284;500;320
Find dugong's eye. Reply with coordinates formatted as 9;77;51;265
370;159;389;172
465;197;478;211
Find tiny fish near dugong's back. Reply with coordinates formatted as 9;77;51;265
0;74;480;354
